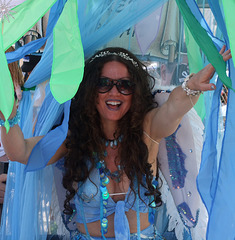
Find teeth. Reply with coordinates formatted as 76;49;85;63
106;101;121;106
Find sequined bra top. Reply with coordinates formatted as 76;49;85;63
74;167;150;224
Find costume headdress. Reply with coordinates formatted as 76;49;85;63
89;50;139;67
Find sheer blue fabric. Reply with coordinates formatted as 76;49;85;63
5;0;65;65
6;38;47;63
22;0;167;88
0;2;67;238
25;96;69;172
197;1;235;239
77;0;167;57
185;0;224;50
0;84;59;239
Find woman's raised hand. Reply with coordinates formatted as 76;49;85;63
187;45;232;92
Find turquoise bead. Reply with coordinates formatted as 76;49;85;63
102;177;109;186
101;218;108;228
152;180;158;188
150;201;157;208
100;172;105;178
119;135;123;141
102;191;109;200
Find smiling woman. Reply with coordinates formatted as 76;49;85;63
0;46;231;240
65;48;160;239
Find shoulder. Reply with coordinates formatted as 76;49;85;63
143;107;161;143
143;107;159;130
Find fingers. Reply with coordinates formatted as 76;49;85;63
198;83;216;92
219;45;226;54
200;83;216;92
219;45;232;61
222;49;232;61
203;63;216;78
190;45;231;94
222;49;231;56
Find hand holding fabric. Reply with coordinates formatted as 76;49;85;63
187;46;232;92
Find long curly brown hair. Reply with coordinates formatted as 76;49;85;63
6;46;24;87
63;47;162;214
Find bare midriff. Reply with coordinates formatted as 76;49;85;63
76;210;150;237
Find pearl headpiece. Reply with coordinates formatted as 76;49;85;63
89;51;138;67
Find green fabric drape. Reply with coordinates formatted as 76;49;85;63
3;0;57;50
222;0;235;69
0;0;57;132
0;22;14;132
50;0;84;104
175;0;233;90
185;25;206;120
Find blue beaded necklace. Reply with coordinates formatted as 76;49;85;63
93;135;123;235
103;135;123;149
101;135;124;183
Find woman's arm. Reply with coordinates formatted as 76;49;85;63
0;103;43;164
0;104;67;165
149;46;231;140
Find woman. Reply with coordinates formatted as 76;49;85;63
0;46;231;239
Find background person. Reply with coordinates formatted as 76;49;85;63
0;46;24;221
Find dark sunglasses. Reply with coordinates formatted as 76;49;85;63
97;77;136;95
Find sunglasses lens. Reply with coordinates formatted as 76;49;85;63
97;78;113;93
117;80;135;95
97;78;135;95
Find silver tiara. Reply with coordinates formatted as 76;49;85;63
89;51;138;67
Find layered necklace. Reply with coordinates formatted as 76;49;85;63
94;134;123;235
100;135;123;183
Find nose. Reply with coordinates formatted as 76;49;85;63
108;81;120;95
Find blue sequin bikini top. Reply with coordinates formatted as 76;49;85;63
74;167;150;224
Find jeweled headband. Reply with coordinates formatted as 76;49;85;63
89;51;139;67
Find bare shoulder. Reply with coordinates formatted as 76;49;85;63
143;107;159;128
143;107;161;143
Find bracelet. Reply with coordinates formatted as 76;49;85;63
182;73;202;96
0;110;20;128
